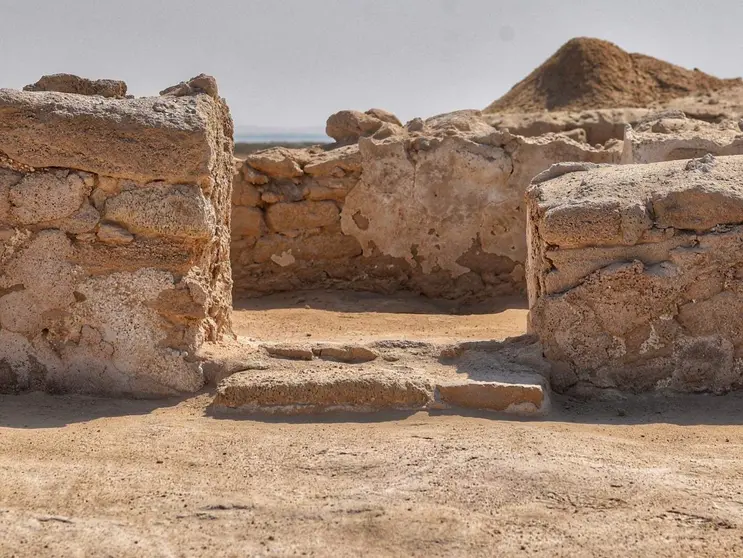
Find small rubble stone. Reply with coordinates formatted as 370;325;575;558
326;110;383;143
97;223;134;245
24;74;127;98
318;346;379;364
245;149;303;179
265;345;314;361
365;108;403;127
231;206;265;237
160;73;219;98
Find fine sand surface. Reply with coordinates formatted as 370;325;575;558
2;293;742;556
232;290;529;343
1;392;742;557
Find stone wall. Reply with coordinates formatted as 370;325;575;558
231;110;620;299
0;75;234;396
622;111;743;164
526;155;743;394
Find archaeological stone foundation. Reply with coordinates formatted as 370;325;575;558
0;74;233;396
3;73;743;401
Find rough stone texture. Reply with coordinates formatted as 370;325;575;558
326;110;386;143
485;108;651;145
160;73;219;99
24;74;128;98
527;155;743;394
0;78;234;396
0;89;223;187
212;336;550;416
622;111;743;163
231;110;619;299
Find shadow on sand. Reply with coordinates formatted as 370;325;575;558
0;391;184;429
206;392;743;427
233;289;528;316
2;390;742;429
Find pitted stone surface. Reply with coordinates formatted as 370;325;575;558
0;88;222;186
231;110;619;299
527;155;743;394
0;77;235;396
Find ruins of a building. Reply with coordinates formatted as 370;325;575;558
5;66;743;406
231;109;620;299
0;75;234;396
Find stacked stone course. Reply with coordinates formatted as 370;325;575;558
0;74;234;396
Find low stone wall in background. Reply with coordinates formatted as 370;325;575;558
622;110;743;163
0;74;234;396
231;109;620;299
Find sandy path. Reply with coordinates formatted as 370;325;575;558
232;291;529;343
1;392;742;557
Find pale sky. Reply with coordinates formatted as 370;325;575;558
1;0;742;129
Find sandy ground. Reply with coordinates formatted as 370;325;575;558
1;391;743;557
2;293;743;556
232;291;529;343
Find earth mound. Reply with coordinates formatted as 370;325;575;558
485;37;742;114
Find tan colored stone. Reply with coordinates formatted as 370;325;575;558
160;73;219;98
214;369;432;412
622;112;743;164
265;201;339;232
326;110;383;143
265;345;314;361
231;206;264;237
245;148;303;179
104;184;216;239
24;74;127;98
306;183;349;202
302;144;362;177
9;171;90;224
365;108;402;126
437;381;547;413
318;345;378;363
0;77;235;396
527;154;743;395
0;88;227;186
241;164;270;186
97;223;134;245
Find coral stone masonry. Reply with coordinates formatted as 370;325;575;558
231;109;620;299
527;155;743;394
0;75;234;396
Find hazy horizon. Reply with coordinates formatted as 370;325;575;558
3;0;743;130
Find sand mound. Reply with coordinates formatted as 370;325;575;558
485;37;742;114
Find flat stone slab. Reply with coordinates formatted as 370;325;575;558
211;337;550;417
0;89;220;185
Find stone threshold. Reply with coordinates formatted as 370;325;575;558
201;336;551;417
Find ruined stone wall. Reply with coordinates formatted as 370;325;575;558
231;110;620;299
622;111;743;164
0;75;234;396
526;156;743;395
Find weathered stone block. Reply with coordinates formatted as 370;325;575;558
0;89;222;186
265;200;339;232
527;155;743;394
231;206;265;237
245;148;303;179
622;111;743;164
0;77;234;396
